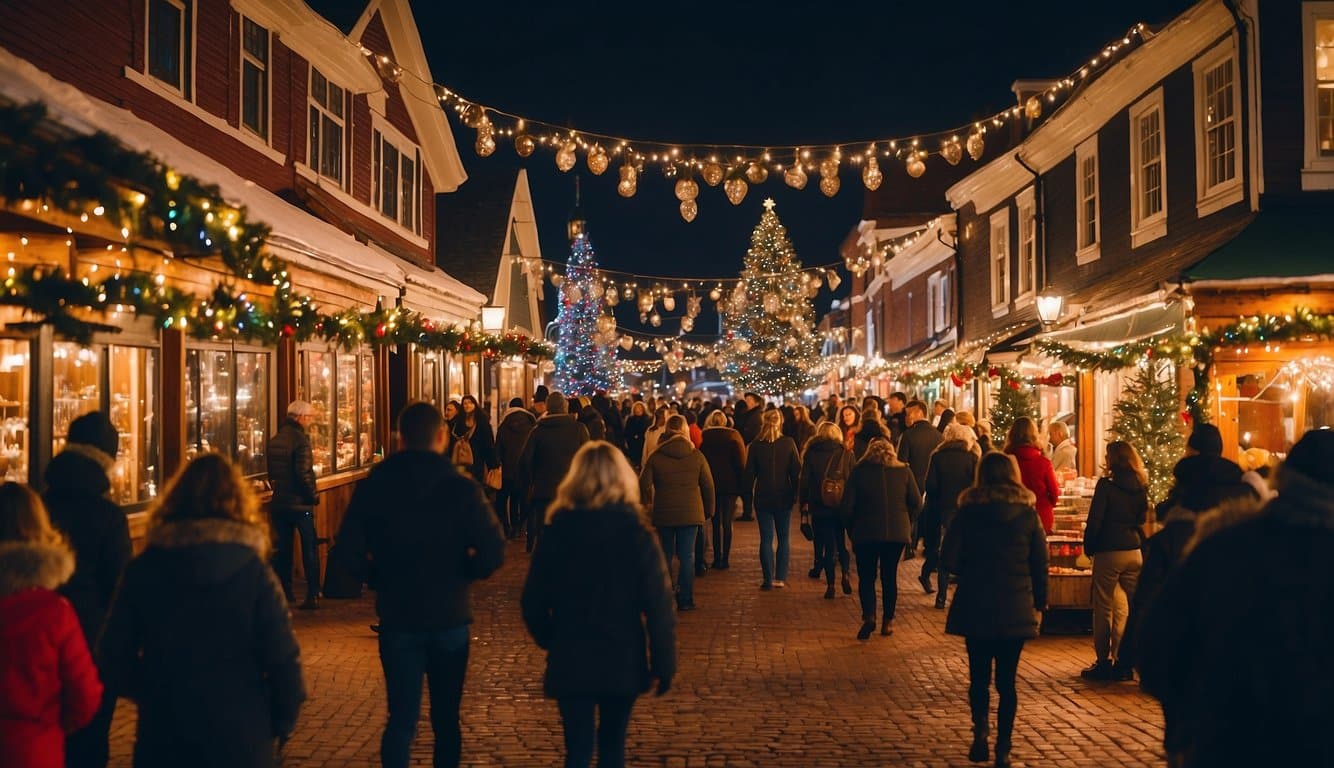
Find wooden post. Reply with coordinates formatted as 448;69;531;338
160;328;186;482
1077;371;1097;478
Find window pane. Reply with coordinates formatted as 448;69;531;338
242;18;267;63
147;0;182;89
184;349;200;459
242;61;266;137
309;106;319;169
329;83;345;119
359;354;375;465
0;340;31;483
336;354;357;469
311;68;327;108
321;114;343;183
1319;20;1334;155
108;346;160;505
235;352;268;477
52;343;101;457
301;351;332;476
198;349;233;460
381;142;399;219
401;155;415;230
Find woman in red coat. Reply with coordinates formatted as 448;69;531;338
0;483;103;768
1004;418;1060;534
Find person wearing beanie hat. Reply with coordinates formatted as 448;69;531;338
43;411;130;765
1139;429;1334;767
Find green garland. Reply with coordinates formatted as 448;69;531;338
0;102;551;358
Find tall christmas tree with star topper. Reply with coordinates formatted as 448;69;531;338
552;202;616;396
722;199;821;397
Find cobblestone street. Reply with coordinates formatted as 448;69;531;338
109;515;1165;767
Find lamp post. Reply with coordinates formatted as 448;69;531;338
1036;291;1065;327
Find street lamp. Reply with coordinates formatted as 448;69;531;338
480;305;506;333
1036;291;1065;327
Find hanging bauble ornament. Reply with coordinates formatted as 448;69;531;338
653;339;667;355
809;273;823;289
638;292;655;314
620;335;634;351
941;141;963;166
764;349;780;363
826;269;842;291
701;161;724;186
639;313;648;323
605;289;620;307
1008;379;1021;390
474;118;496;157
746;162;768;184
662;163;678;179
590;281;605;300
862;154;883;191
724;173;748;205
709;286;722;302
596;314;617;336
550;273;564;287
735;339;752;352
514;122;536;157
556;140;578;172
650;311;662;327
967;132;985;161
662;295;676;312
784;161;808;190
461;103;486;128
679;199;698;222
686;295;702;317
681;316;695;332
1025;95;1043;120
820;152;841;179
905;152;926;178
617;163;638;198
951;373;965;387
763;292;780;315
622;285;635;300
674;177;699;202
819;175;841;197
587;144;610;175
562;282;583;304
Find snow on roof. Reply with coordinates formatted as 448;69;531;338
0;46;482;318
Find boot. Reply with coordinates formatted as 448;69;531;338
824;585;835;600
841;572;853;595
969;731;989;763
857;619;875;641
994;735;1011;767
880;619;893;636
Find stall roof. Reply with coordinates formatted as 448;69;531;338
1185;200;1334;283
1039;300;1185;349
434;168;518;302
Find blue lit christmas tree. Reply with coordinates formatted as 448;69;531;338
552;204;616;395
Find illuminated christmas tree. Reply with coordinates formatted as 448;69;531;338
990;380;1037;441
552;207;616;396
1110;361;1184;505
722;199;821;397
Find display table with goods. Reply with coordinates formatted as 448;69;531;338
1042;476;1096;634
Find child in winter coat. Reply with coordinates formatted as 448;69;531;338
0;482;103;768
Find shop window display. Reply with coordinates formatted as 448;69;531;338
52;342;101;456
109;346;160;504
299;350;333;476
0;340;30;482
298;348;375;475
184;347;270;477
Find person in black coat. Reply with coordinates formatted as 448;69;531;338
332;402;505;768
592;393;625;451
840;438;921;639
699;411;746;569
623;402;651;469
741;409;801;590
99;454;305;768
897;400;942;559
495;399;538;539
574;397;608;442
452;394;499;483
522;442;676;768
43;412;130;767
265;400;321;609
799;422;854;598
518;393;592;552
1138;430;1334;768
941;452;1048;768
924;423;981;607
735;394;764;521
851;409;891;460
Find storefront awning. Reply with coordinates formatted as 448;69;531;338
1038;300;1186;349
986;324;1041;363
1186;201;1334;284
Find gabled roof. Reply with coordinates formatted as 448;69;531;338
347;0;467;192
236;0;380;92
434;167;519;301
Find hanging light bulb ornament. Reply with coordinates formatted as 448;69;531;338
784;162;808;190
638;291;654;314
674;177;699;202
650;311;662;327
606;289;620;307
724;171;749;205
819;175;841;197
596;314;616;336
622;285;634;300
663;295;676;312
905;151;926;178
701;161;724;187
550;273;564;287
474;118;496;157
587;144;609;175
556;140;578;172
820;151;841;179
709;286;722;302
513;121;535;157
967;131;985;161
826;269;842;291
617;162;638;198
941;140;963;166
679;199;698;222
461;103;486;128
746;162;768;184
1025;95;1043;120
620;335;634;351
862;151;883;191
681;316;695;332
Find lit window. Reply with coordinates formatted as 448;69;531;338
1076;136;1100;263
309;68;346;186
240;17;269;140
1130;88;1167;246
1317;18;1334;157
1016;188;1036;297
1193;40;1244;210
989;208;1010;313
147;0;192;97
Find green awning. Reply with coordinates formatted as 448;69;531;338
1039;300;1185;348
1186;200;1334;281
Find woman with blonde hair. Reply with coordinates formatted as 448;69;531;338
840;438;921;639
640;415;714;610
801;420;854;598
925;422;983;607
100;454;305;768
641;406;671;464
742;409;801;590
1004;417;1059;534
523;442;676;768
942;452;1048;767
0;483;103;768
1080;440;1149;682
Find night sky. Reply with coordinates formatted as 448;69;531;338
312;0;1196;335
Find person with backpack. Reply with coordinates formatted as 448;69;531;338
451;395;498;485
800;421;854;600
741;409;800;591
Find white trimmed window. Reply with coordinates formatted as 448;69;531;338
146;0;193;98
240;17;269;141
1130;87;1167;246
928;270;951;334
1302;4;1334;188
372;123;423;236
864;308;875;357
989;208;1010;315
1016;187;1036;300
1075;136;1100;264
1193;40;1244;215
309;67;346;187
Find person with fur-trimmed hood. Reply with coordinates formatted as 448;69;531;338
924;422;982;606
42;411;130;767
1138;429;1334;768
0;483;103;768
99;454;305;768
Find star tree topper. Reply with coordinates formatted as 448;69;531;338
763;198;777;211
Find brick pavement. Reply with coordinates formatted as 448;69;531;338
108;515;1165;767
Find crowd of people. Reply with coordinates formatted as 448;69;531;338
2;387;1331;768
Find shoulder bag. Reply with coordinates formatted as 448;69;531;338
820;449;849;507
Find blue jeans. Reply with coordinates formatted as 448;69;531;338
272;507;320;602
657;525;698;606
756;505;792;584
379;626;470;768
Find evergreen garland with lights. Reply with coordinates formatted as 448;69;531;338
722;201;821;396
1108;361;1184;506
552;232;615;395
990;380;1038;440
